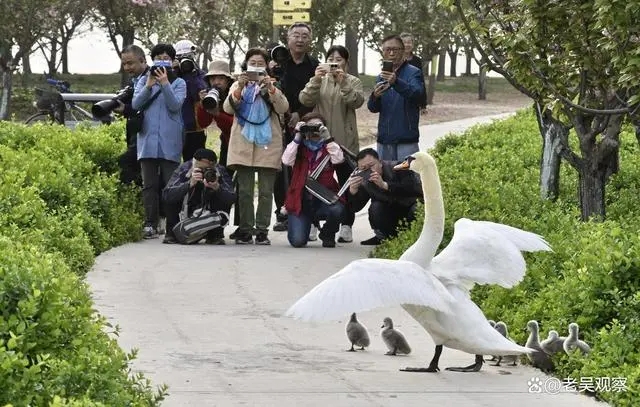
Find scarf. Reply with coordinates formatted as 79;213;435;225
236;83;272;146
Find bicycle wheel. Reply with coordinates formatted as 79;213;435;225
24;112;55;125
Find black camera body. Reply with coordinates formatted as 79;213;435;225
177;56;197;75
202;87;221;111
299;123;322;138
203;167;218;183
356;168;373;181
268;44;289;78
91;85;134;119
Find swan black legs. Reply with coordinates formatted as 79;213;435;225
445;354;484;372
400;344;442;373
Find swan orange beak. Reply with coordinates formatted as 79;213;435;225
393;160;410;171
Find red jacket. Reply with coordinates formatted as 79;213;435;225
196;104;233;145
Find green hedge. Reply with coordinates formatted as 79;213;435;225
0;121;166;405
373;110;639;406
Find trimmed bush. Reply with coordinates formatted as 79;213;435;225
373;110;639;406
0;121;164;405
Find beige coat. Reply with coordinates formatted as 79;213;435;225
299;73;364;154
223;82;289;170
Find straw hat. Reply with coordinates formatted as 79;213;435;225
204;60;233;79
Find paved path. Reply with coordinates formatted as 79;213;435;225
88;113;606;407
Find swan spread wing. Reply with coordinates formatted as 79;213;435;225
285;258;455;322
430;218;552;288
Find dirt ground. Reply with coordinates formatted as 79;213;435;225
356;91;531;146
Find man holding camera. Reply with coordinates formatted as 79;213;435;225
173;39;209;161
114;45;148;186
162;148;236;244
270;22;320;232
368;34;425;161
347;148;423;245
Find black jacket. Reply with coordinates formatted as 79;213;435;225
121;67;149;146
278;53;319;117
348;161;423;212
163;160;236;214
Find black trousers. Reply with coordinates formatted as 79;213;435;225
182;130;207;162
118;143;142;186
368;201;417;239
273;129;294;221
164;193;232;239
335;161;356;226
140;159;179;228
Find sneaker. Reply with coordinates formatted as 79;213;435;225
360;236;382;246
309;224;318;241
143;226;158;239
229;227;240;240
273;220;288;232
162;234;178;244
337;225;353;243
255;232;271;245
235;232;253;245
157;217;166;235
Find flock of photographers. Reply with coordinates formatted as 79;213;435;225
112;23;425;248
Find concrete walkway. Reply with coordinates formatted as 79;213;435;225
88;113;606;407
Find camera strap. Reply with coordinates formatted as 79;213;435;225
227;89;276;126
136;89;162;113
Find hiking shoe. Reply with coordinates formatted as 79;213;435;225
229;227;240;240
205;237;226;245
255;232;271;245
143;226;158;239
235;232;253;245
360;236;382;246
309;224;318;241
273;220;288;232
322;238;336;248
337;225;353;243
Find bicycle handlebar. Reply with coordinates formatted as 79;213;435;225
46;78;71;92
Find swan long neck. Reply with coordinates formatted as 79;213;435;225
417;161;445;261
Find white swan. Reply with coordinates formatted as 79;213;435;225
286;151;552;372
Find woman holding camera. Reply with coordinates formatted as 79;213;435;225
223;48;289;245
282;112;345;248
299;45;364;244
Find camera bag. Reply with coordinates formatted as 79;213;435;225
173;205;230;244
129;89;162;134
304;154;342;205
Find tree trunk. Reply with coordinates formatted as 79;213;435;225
61;37;70;74
22;55;32;74
0;66;12;120
578;163;606;221
448;50;457;77
465;51;473;76
427;55;437;105
436;49;446;81
478;64;487;100
119;28;136;87
247;22;259;48
48;39;59;75
534;102;567;201
344;26;359;77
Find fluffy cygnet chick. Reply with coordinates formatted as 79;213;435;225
525;320;554;372
380;317;411;356
486;319;498;361
563;323;591;355
346;312;370;351
540;330;566;355
492;322;518;366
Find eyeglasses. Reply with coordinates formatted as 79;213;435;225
290;33;311;41
382;47;402;53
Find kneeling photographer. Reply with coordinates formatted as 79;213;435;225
347;148;423;246
282;112;345;248
162;148;236;245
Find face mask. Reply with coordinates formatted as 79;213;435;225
303;139;324;151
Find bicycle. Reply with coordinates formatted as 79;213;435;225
24;78;113;128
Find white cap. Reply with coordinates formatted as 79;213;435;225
174;39;197;56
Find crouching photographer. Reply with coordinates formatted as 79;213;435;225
162;148;236;245
347;148;423;245
282;112;345;248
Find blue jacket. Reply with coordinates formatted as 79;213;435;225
367;62;424;144
181;69;208;133
133;76;187;163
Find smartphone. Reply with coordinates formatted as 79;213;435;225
382;60;394;72
319;63;331;71
245;66;266;81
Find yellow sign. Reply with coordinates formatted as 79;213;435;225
273;11;310;25
273;0;312;11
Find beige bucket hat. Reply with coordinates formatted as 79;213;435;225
204;60;233;79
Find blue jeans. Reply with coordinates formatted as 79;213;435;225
288;198;345;248
377;142;420;161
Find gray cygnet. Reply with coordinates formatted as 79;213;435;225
492;322;518;366
540;330;566;355
563;323;591;355
525;320;554;372
346;312;370;352
380;317;412;356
